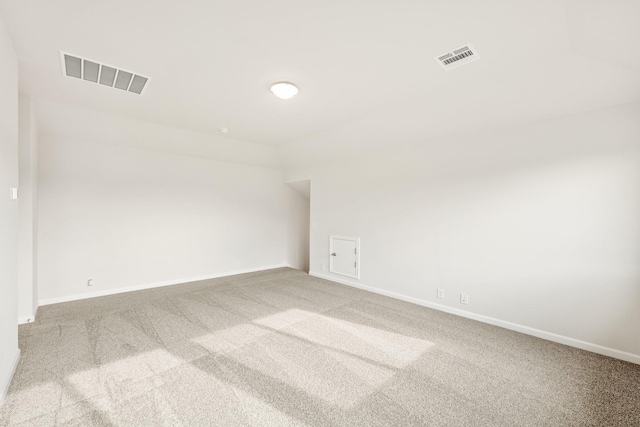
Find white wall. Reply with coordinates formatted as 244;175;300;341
18;93;38;323
285;103;640;362
37;133;299;303
0;11;19;406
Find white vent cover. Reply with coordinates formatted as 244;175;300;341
434;44;479;71
60;52;150;95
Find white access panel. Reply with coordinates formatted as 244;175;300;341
329;235;360;279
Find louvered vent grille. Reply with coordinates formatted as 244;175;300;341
434;44;479;70
61;52;149;95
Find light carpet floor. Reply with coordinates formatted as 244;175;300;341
1;268;639;426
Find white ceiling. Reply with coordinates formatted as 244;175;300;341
1;0;638;166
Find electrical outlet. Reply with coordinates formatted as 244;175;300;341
460;293;469;304
437;288;445;299
87;279;94;287
321;263;326;271
235;259;240;266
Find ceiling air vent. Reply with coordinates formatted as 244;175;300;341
434;44;479;71
60;52;150;95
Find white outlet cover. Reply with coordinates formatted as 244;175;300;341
10;187;18;200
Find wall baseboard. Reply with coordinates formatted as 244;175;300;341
0;349;20;410
310;271;640;365
18;305;38;325
17;316;33;325
39;264;289;307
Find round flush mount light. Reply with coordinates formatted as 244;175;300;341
270;82;299;100
219;128;229;133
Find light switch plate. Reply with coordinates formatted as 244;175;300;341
10;187;18;200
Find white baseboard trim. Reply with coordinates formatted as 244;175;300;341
39;264;289;307
310;271;640;365
0;349;20;409
18;316;33;325
18;305;38;325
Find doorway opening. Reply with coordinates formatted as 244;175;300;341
285;179;310;272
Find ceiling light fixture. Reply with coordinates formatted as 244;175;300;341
270;82;298;100
220;128;229;133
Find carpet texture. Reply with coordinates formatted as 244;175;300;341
1;268;639;426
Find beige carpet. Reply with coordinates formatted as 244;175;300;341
1;268;639;426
